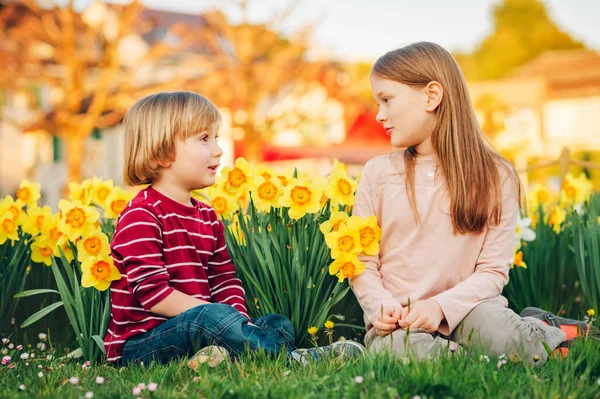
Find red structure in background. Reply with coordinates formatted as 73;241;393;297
234;111;392;165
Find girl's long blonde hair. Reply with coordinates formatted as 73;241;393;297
372;42;523;234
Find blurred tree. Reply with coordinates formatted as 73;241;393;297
0;0;187;183
185;1;332;161
458;0;585;81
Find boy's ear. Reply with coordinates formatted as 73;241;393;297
155;159;172;168
425;81;443;112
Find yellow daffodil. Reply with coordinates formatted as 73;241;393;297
325;170;358;207
332;159;349;175
77;231;111;261
328;253;366;282
527;185;553;214
0;196;26;226
274;168;294;187
254;164;276;182
324;320;335;330
15;179;41;208
559;173;593;207
279;177;328;220
80;253;121;291
42;214;63;245
221;157;252;193
546;205;566;234
250;176;283;213
512;250;527;269
58;200;100;242
54;234;74;263
587;309;595;318
325;219;363;259
355;216;382;256
0;212;19;244
91;178;114;207
68;180;94;205
103;186;134;219
30;237;54;266
22;205;53;236
206;178;238;219
319;211;350;234
307;326;318;336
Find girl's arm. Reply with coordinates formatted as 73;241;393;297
350;160;402;328
430;173;519;335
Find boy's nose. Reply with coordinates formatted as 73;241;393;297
376;110;386;123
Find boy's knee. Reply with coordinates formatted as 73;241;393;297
261;313;294;332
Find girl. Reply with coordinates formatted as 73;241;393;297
350;42;569;366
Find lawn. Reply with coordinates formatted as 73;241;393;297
1;339;599;398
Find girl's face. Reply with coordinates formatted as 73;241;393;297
371;74;438;154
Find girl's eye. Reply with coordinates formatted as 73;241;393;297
383;98;389;104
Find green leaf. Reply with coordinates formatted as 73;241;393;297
20;301;64;328
14;288;60;298
91;335;106;355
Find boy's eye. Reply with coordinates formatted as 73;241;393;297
200;135;208;142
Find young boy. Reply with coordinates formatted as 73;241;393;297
104;91;364;366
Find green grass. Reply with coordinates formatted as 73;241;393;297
1;339;600;398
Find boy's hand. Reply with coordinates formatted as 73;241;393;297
373;305;402;337
397;299;444;333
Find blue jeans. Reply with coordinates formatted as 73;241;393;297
120;303;296;365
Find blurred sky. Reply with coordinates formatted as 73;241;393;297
136;0;600;61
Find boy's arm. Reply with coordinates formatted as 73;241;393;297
113;206;208;317
207;219;250;319
149;290;209;317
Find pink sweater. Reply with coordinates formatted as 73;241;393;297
350;151;519;335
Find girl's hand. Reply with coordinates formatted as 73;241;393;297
397;299;444;333
373;306;402;337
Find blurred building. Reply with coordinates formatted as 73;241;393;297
469;49;600;160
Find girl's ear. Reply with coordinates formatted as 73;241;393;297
425;81;443;112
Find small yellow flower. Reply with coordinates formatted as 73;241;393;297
324;321;334;330
250;176;282;213
58;200;100;242
68;180;94;205
30;237;54;266
559;173;593;207
324;219;363;259
77;232;111;261
324;169;358;207
279;177;328;220
512;250;527;269
588;309;596;318
103;186;134;219
80;254;121;291
547;206;566;235
22;205;53;236
91;178;114;207
0;212;19;244
307;327;318;336
319;211;350;235
328;252;366;282
527;185;552;214
15;179;41;207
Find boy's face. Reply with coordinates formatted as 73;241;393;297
166;123;223;191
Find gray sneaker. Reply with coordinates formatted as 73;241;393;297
292;340;365;363
188;345;230;369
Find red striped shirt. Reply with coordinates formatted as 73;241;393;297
103;187;249;362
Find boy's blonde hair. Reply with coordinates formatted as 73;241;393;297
123;91;221;186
